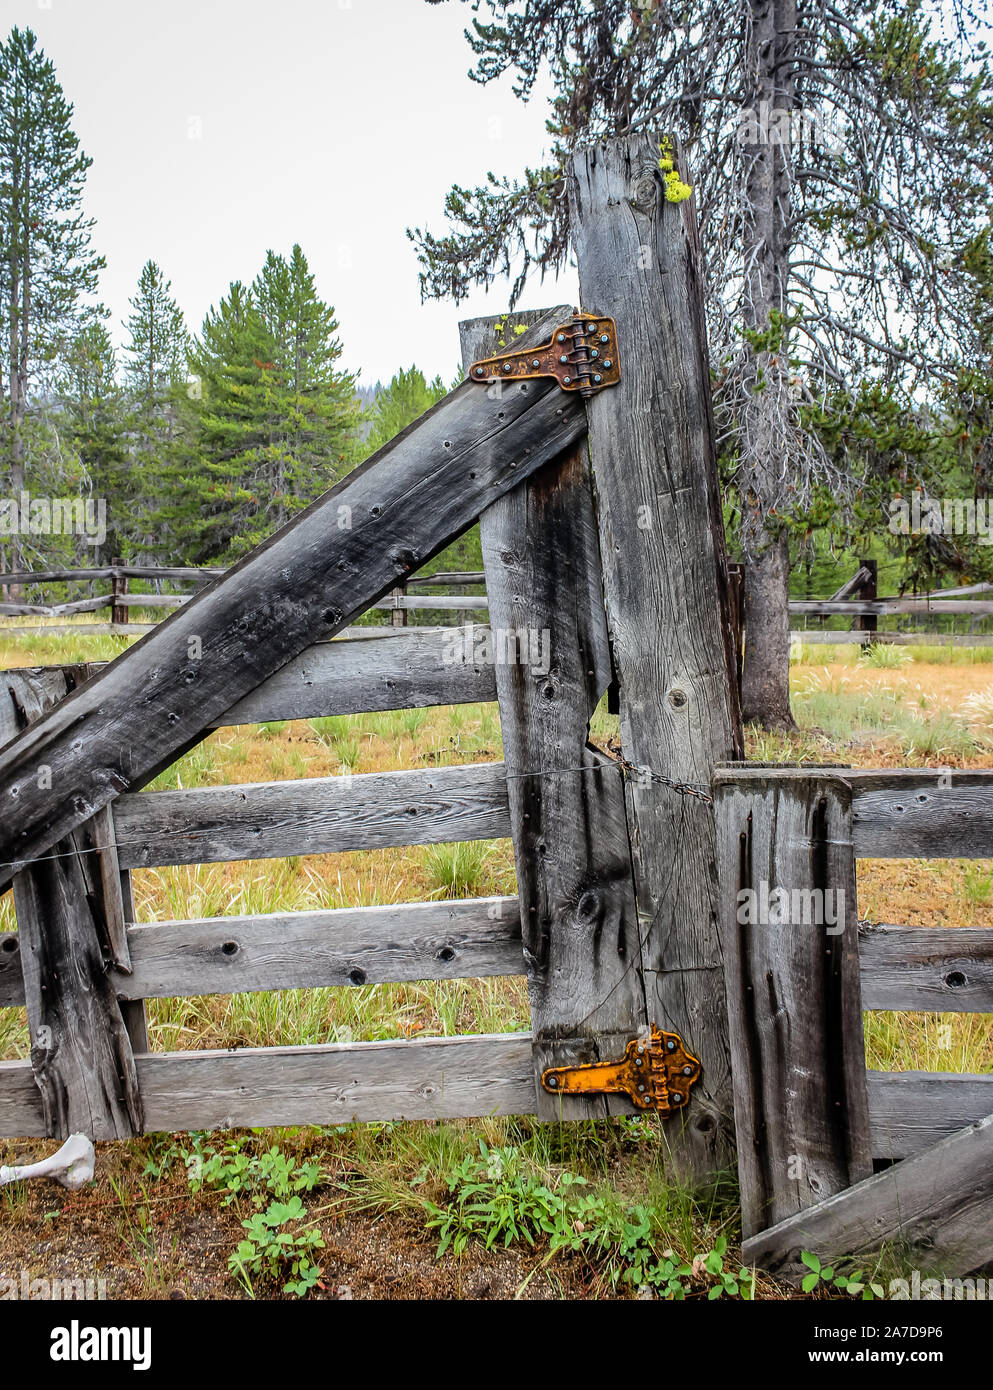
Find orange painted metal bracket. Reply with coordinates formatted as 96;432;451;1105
467;312;621;398
541;1024;702;1114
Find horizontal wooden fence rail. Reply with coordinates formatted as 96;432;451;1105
0;896;524;1007
110;761;511;870
0;1033;539;1138
1;626;500;749
859;924;993;1012
3;1043;991;1151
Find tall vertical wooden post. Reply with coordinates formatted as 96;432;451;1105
464;307;648;1119
712;769;873;1239
856;557;877;641
11;664;143;1140
110;558;129;631
569;134;744;1173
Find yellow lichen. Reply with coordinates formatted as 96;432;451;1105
658;139;693;202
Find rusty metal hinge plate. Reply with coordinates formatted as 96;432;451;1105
468;312;620;398
541;1025;701;1114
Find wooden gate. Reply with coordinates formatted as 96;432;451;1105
0;132;742;1181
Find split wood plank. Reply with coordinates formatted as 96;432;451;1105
464;308;647;1119
0;1034;536;1138
867;1071;993;1162
111;761;511;869
744;1112;993;1281
713;771;873;1238
568;133;745;1174
859;924;993;1012
0;308;586;893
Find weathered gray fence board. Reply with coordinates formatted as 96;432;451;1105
860;924;993;1012
0;596;111;618
0;1033;537;1137
0;1059;45;1137
113;897;523;999
850;773;993;858
867;1071;993;1162
790;599;993;616
1;896;524;1006
112;761;511;869
714;772;873;1238
569;134;744;1175
465;309;646;1119
220;627;498;725
745;1113;993;1281
0;307;585;893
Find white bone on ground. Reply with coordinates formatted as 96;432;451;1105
0;1134;95;1190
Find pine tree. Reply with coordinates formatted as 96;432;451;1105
363;365;447;454
0;25;104;574
169;281;274;561
120;259;194;560
57;315;126;563
122;260;189;401
252;244;362;512
411;0;993;727
175;248;362;562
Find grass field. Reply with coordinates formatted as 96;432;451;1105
2;624;992;1299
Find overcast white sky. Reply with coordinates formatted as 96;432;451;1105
1;0;577;385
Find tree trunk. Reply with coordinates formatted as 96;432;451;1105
741;532;794;728
739;0;797;729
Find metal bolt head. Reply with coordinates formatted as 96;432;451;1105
666;1039;676;1052
603;359;613;369
637;1083;646;1092
547;1075;558;1087
557;333;566;343
531;358;540;368
563;376;571;384
475;367;484;376
559;355;568;363
671;1092;683;1104
590;348;599;358
587;323;596;332
502;362;511;371
600;334;609;343
593;374;602;383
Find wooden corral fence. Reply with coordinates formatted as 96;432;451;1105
0;564;488;638
2;131;991;1285
715;765;993;1280
8;558;993;648
0;134;743;1184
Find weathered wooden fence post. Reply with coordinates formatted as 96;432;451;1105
567;134;744;1173
856;557;877;641
712;768;873;1241
463;307;647;1119
10;663;143;1139
110;559;129;631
